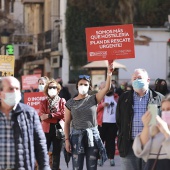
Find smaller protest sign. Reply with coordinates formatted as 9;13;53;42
0;55;15;76
24;92;46;113
22;74;41;90
86;24;135;61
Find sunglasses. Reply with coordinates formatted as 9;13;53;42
48;86;57;89
78;75;90;80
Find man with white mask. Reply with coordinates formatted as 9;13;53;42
116;68;164;170
0;76;50;170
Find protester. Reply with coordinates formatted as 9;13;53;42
133;94;170;170
116;68;164;170
38;76;49;92
97;83;118;166
0;76;50;170
112;79;118;93
56;77;71;101
155;78;169;96
39;79;66;170
64;62;113;170
116;81;128;96
126;84;133;91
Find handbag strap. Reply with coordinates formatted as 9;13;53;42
151;145;162;170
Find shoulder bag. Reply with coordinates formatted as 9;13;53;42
151;145;162;170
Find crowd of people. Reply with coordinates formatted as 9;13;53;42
1;65;170;170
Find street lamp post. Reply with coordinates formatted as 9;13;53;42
0;29;10;45
0;29;11;55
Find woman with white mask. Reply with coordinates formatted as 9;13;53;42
133;94;170;170
64;62;113;169
38;76;49;92
39;79;66;170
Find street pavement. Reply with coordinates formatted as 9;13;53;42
59;153;121;170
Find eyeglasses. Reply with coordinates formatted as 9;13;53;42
78;75;90;80
48;86;57;89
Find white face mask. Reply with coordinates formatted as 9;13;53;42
2;91;21;106
38;85;45;92
78;85;89;95
48;89;57;97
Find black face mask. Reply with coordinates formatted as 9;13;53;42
160;84;166;90
106;91;114;96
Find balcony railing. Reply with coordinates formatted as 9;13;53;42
19;46;35;56
37;30;52;51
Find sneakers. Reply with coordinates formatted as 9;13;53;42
97;159;102;166
110;159;115;166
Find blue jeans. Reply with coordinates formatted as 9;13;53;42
120;143;146;170
71;132;98;170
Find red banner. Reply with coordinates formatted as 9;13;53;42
85;24;135;61
22;74;41;90
24;92;46;113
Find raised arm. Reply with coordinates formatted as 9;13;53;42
96;61;113;103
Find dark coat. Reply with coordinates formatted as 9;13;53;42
116;89;164;157
12;103;50;170
59;87;71;101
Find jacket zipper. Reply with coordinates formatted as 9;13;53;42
128;105;134;140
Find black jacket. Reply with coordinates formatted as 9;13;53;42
116;89;164;157
59;87;71;101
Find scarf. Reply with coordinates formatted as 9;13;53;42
47;95;60;113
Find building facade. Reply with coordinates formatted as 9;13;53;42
20;0;69;84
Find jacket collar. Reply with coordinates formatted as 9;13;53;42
12;103;24;115
126;88;159;102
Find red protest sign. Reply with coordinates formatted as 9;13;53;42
24;92;46;113
22;74;41;90
85;24;135;61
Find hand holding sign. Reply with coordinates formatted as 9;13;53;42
108;60;114;74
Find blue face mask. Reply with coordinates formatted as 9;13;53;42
132;79;146;90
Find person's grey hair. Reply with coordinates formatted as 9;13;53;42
38;76;49;83
134;68;149;78
0;77;20;91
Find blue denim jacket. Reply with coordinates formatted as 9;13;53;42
71;126;107;165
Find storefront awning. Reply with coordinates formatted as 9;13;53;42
83;60;127;71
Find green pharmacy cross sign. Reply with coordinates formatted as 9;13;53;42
5;44;14;55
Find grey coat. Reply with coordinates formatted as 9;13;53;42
12;103;50;170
